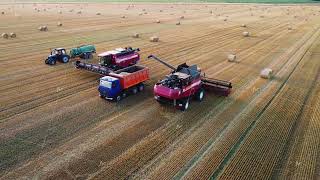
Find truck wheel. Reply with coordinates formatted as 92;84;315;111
122;92;127;98
88;53;93;59
115;95;121;102
62;56;69;63
132;87;138;94
195;88;204;101
180;99;189;111
99;94;105;98
138;84;144;91
45;59;49;64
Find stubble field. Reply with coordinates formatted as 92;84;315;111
0;2;320;179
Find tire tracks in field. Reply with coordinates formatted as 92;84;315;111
131;21;306;180
210;26;320;180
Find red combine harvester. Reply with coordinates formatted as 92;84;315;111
75;47;140;75
148;55;232;111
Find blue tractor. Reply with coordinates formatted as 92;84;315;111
45;48;70;65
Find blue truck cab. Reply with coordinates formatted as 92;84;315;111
98;76;122;101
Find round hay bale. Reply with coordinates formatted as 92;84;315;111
69;9;74;12
224;18;228;21
160;10;163;12
139;13;143;16
243;31;250;37
176;21;181;25
96;12;101;15
57;22;62;26
121;15;126;18
180;16;184;19
210;10;213;14
39;26;48;31
150;36;159;42
142;9;146;11
260;68;273;79
260;15;264;18
1;12;4;15
227;54;236;62
10;32;16;38
58;10;62;14
241;24;247;27
156;20;160;23
144;12;148;15
1;33;8;39
288;26;292;30
132;33;139;38
77;11;82;14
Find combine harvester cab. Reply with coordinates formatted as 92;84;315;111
98;65;149;101
148;55;232;111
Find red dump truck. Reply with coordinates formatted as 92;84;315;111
98;65;149;101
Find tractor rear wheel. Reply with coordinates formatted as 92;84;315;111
62;56;69;63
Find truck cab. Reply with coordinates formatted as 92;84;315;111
45;48;70;65
98;76;122;101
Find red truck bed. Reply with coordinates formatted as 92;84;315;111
109;65;149;89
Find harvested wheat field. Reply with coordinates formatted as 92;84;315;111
1;2;320;179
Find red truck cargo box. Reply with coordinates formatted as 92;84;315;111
109;65;149;89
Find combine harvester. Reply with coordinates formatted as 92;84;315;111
75;47;140;75
148;55;232;111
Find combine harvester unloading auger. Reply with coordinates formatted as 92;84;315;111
148;55;232;111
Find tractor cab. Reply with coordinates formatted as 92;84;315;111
45;48;70;65
98;76;121;100
51;48;67;56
